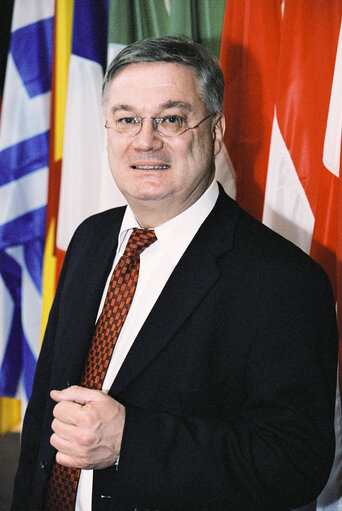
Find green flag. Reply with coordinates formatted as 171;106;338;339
108;0;226;58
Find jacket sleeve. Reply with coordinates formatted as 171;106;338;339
10;231;77;510
106;259;338;511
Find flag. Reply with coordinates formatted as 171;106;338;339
263;0;342;265
108;0;225;58
40;0;73;337
0;0;54;411
55;0;124;270
220;0;282;220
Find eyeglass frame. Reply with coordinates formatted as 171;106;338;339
104;113;215;138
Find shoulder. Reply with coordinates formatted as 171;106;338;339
75;206;126;233
70;206;126;245
58;206;126;271
216;188;331;295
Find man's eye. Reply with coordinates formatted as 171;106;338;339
162;115;184;126
116;117;139;125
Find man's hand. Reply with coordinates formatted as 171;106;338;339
49;385;125;470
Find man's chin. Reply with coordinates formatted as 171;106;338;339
130;191;169;203
125;183;171;203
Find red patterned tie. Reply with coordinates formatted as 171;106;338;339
45;228;157;511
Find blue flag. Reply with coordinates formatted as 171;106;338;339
0;1;54;400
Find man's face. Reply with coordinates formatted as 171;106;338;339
105;61;225;224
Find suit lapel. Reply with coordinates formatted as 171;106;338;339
56;208;125;388
111;190;239;395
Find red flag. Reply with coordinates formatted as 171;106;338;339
264;0;342;292
220;0;282;220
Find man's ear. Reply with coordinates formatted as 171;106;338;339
213;114;226;157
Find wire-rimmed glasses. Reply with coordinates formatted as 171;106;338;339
104;114;213;137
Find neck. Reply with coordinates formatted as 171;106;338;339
129;199;187;229
127;179;214;228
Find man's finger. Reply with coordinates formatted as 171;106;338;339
55;450;90;470
52;401;82;424
50;385;104;405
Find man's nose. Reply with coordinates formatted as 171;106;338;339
132;118;164;151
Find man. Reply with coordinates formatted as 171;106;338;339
12;36;338;511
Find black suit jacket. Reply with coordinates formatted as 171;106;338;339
11;189;338;511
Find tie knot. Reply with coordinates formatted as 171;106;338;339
123;228;157;259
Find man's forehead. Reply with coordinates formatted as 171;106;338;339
114;60;195;77
107;62;203;110
109;62;197;91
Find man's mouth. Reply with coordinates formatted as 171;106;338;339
131;165;170;170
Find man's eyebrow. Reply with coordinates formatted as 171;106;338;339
111;105;134;114
110;101;193;115
160;101;192;111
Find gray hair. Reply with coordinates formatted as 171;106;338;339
102;36;224;116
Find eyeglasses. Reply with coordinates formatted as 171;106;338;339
104;114;213;138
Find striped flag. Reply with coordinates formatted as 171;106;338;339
41;0;73;336
0;0;54;403
55;0;123;267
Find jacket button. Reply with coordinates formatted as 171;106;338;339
39;460;46;471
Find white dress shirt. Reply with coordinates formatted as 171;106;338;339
76;180;219;511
